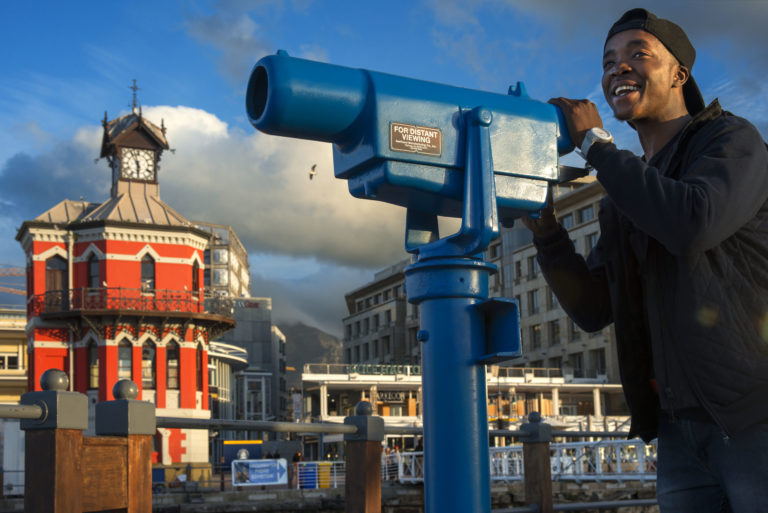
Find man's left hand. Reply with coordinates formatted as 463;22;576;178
549;98;604;148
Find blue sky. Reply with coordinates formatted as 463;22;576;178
2;0;767;335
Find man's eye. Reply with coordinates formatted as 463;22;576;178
603;61;614;69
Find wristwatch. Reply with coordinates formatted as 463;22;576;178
579;127;613;159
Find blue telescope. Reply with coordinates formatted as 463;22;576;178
246;51;577;513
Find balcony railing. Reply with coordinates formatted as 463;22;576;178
29;288;234;318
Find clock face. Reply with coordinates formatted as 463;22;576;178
120;148;156;181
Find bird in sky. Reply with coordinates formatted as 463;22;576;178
309;164;317;180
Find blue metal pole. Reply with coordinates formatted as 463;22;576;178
405;258;494;513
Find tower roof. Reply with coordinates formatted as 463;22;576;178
100;111;169;158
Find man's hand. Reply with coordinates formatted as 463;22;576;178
549;97;604;148
520;187;560;239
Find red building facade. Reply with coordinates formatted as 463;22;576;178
16;108;234;465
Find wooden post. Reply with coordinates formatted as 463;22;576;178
344;401;384;513
521;412;553;513
95;379;156;513
20;369;88;513
24;429;84;513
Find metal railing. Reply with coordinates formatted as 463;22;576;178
398;439;657;484
295;461;346;489
29;288;234;317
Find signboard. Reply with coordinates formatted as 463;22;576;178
222;440;262;468
232;459;288;486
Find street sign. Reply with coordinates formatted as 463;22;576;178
232;458;288;486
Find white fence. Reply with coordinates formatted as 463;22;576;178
399;439;657;484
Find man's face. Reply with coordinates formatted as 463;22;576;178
602;29;685;122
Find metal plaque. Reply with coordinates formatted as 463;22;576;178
390;123;441;156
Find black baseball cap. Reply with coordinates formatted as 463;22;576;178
605;8;706;115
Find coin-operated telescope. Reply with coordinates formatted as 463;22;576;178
246;51;577;513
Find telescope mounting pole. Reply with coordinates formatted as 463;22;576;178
404;107;500;513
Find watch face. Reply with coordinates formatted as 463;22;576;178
592;128;612;139
121;148;156;180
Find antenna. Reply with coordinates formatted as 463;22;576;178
130;79;140;113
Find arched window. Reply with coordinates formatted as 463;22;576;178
196;344;204;392
192;261;200;293
45;255;68;292
141;254;155;292
117;340;132;380
87;254;100;289
142;341;156;389
87;341;99;389
166;341;179;390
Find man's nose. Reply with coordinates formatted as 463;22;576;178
611;59;632;76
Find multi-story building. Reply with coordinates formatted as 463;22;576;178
15;106;236;468
341;259;420;366
502;176;626;415
218;298;289;422
0;308;26;403
193;222;250;298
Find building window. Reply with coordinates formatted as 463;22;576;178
374;293;381;305
383;290;390;301
373;314;380;331
365;297;372;308
549;356;562;369
45;255;68;292
196;344;204;391
578;205;594;224
528;289;540;315
383;336;391;354
591;348;607;376
393;286;401;298
527;256;539;279
142;341;156;389
356;300;364;312
345;348;351;363
531;324;542;349
548;287;559;310
373;340;379;358
571;353;584;378
167;341;179;390
354;345;360;362
514;260;522;282
345;325;352;339
561;214;574;230
87;342;99;389
384;310;392;325
363;344;369;361
363;318;369;334
141;254;155;292
87;255;100;289
569;319;581;341
354;321;360;337
192;261;200;293
585;232;599;253
0;353;20;370
118;340;132;380
549;320;561;346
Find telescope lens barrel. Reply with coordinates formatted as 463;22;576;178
246;53;368;143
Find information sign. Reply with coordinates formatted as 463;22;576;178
232;458;288;486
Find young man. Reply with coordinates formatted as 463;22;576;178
523;9;768;512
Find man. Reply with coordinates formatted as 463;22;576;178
523;8;768;512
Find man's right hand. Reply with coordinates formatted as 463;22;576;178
520;188;560;238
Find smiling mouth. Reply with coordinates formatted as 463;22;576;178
613;84;640;96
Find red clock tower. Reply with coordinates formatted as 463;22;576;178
16;105;235;466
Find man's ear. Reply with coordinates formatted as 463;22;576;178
673;65;690;88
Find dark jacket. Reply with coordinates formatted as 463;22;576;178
534;101;768;441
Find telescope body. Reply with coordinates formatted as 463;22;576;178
247;51;573;222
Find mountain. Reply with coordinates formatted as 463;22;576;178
278;322;344;389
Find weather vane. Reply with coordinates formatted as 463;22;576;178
130;79;140;113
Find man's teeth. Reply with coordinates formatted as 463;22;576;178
614;85;640;96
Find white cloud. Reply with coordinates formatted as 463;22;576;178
143;105;409;268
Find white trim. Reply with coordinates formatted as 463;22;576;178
161;333;182;347
76;244;106;262
30;341;68;349
137;332;159;346
35;245;68;262
114;332;137;346
75;226;208;250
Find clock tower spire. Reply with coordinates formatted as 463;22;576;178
100;85;169;198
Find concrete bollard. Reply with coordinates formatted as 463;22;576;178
344;401;385;513
521;412;553;513
20;369;88;513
